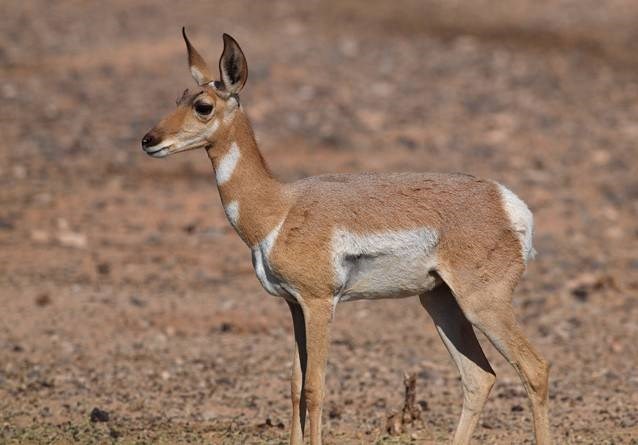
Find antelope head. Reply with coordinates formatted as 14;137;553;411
141;29;248;158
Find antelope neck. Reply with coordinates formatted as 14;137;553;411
206;111;289;247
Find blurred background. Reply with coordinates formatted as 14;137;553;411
1;1;637;443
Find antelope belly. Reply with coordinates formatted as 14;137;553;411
332;227;440;301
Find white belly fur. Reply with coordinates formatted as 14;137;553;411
252;224;440;303
332;227;440;301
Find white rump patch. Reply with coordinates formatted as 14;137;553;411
332;228;440;301
224;201;239;228
497;183;535;262
216;142;241;185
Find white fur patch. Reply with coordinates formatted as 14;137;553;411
332;228;439;301
173;120;219;149
251;220;300;301
190;66;208;86
143;138;175;157
224;201;239;228
497;183;535;262
216;142;240;185
205;119;220;138
260;220;283;256
224;101;239;124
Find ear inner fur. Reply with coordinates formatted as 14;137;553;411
219;33;248;93
182;27;213;85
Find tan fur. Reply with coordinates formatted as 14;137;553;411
208;114;290;247
142;31;551;445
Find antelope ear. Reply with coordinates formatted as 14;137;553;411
218;33;248;94
182;27;212;86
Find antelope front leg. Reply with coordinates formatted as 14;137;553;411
287;301;307;445
301;298;333;445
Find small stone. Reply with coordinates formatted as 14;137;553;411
202;409;216;421
284;21;304;36
357;109;385;130
13;165;26;179
2;83;17;99
35;293;51;307
511;404;524;412
259;418;284;429
328;404;342;419
31;230;50;243
96;262;110;275
592;149;611;166
129;296;146;307
370;81;393;97
89;407;110;423
34;193;52;205
398;136;417;150
183;223;197;234
339;37;359;57
56;231;87;249
0;219;14;230
220;322;233;333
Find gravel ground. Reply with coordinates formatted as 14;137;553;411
1;1;637;443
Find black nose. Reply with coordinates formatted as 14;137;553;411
141;132;159;149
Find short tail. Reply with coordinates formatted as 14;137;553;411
496;183;535;263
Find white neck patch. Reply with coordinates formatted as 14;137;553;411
251;220;299;300
224;200;240;229
216;142;241;185
258;220;284;255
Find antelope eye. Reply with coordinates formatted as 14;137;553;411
194;101;213;115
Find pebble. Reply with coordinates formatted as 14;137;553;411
35;293;51;307
1;83;17;99
30;230;50;243
56;231;88;249
12;165;26;179
89;407;110;423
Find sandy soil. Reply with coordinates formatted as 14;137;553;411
1;1;637;443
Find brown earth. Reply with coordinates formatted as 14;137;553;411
1;1;638;444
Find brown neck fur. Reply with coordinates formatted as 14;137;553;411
206;110;291;246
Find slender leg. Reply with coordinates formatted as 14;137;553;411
420;285;496;445
470;305;550;444
301;298;333;445
449;280;551;445
287;301;307;445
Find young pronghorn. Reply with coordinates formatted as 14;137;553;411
141;29;551;445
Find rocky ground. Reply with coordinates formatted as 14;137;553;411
1;1;637;443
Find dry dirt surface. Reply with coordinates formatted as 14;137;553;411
1;1;638;444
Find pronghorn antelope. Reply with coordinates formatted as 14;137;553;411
141;29;551;445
